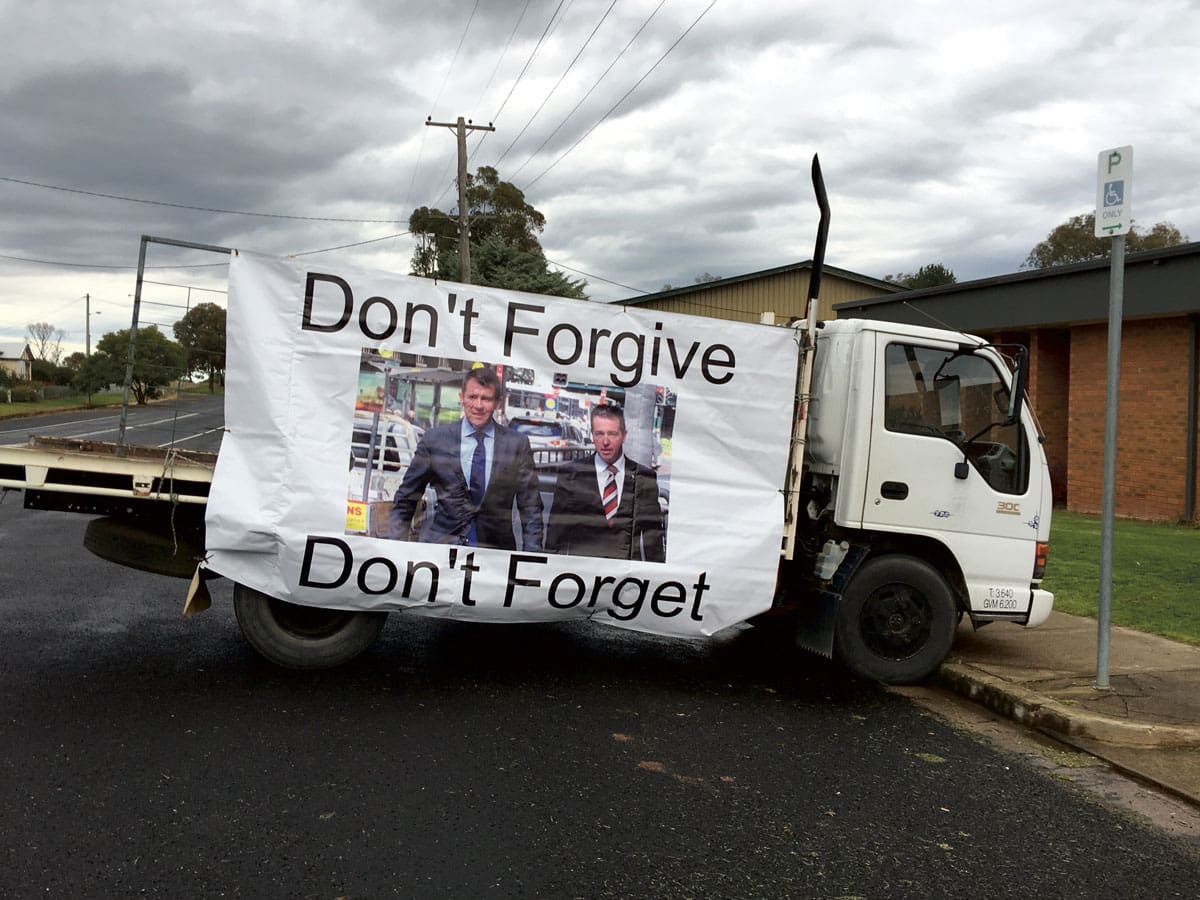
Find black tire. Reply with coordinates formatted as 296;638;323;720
232;583;388;670
834;554;958;685
83;515;205;579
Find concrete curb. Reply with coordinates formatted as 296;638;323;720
935;661;1200;749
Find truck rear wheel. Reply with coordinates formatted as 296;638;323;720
834;554;957;685
233;583;388;670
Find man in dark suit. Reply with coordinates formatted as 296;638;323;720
389;367;543;550
546;405;665;562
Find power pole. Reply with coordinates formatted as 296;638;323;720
85;293;92;356
425;116;495;284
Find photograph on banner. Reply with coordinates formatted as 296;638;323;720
346;349;672;563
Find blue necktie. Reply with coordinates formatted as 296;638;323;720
467;430;486;544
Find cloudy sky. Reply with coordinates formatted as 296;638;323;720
2;0;1196;353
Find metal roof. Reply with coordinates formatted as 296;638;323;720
832;242;1200;331
619;259;901;306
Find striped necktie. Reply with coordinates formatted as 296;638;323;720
602;464;618;526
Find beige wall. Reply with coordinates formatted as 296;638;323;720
627;270;889;323
0;356;32;381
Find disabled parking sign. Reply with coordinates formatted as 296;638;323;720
1095;146;1133;237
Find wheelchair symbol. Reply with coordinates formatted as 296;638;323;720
1103;180;1124;207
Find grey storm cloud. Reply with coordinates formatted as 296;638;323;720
0;0;1196;335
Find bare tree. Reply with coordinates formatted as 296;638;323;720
27;321;65;364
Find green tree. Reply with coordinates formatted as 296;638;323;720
457;165;545;251
30;358;76;385
434;234;586;299
408;165;585;298
173;302;227;392
30;358;56;382
61;351;87;373
72;352;122;399
87;326;187;405
1023;213;1187;268
885;263;958;288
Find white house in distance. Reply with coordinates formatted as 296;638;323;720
0;343;35;382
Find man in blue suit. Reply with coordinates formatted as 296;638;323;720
389;367;544;550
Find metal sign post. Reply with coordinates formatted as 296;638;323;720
1094;145;1132;689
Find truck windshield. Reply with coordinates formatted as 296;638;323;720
883;343;1027;495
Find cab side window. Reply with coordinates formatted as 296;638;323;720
884;343;1027;495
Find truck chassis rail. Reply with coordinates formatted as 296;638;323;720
0;436;216;511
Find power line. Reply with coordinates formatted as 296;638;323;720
470;0;534;120
430;0;481;116
290;230;412;257
492;0;618;169
0;252;226;270
510;0;667;179
430;0;569;210
545;256;648;294
525;0;720;190
0;176;408;224
483;0;568;142
0;229;411;273
405;0;485;217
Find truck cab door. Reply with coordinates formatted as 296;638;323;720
859;333;1041;618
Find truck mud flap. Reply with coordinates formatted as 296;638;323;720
794;590;839;658
794;543;869;659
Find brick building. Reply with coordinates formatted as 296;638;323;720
835;243;1200;523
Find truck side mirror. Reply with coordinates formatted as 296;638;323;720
1006;346;1028;425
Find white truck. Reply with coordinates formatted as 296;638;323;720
0;161;1052;684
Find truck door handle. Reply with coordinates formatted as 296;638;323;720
880;481;909;500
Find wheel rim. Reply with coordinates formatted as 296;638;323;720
858;582;933;660
267;597;357;640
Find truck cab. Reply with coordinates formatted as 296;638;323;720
788;318;1052;682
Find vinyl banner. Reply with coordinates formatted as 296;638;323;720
205;253;799;638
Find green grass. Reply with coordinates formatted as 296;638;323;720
1045;510;1200;646
0;391;125;417
0;380;222;419
179;380;224;395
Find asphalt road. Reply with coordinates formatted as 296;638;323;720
0;392;226;453
3;402;1199;896
2;498;1199;898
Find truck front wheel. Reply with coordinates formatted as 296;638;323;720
233;583;388;669
834;555;957;685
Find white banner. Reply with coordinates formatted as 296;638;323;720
205;253;799;638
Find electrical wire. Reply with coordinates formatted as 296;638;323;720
0;177;408;224
0;252;226;270
492;0;618;169
289;230;412;257
403;0;484;219
525;0;720;190
1;227;410;275
471;0;534;119
430;0;481;116
544;257;648;294
482;0;566;141
510;0;666;179
429;0;569;210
